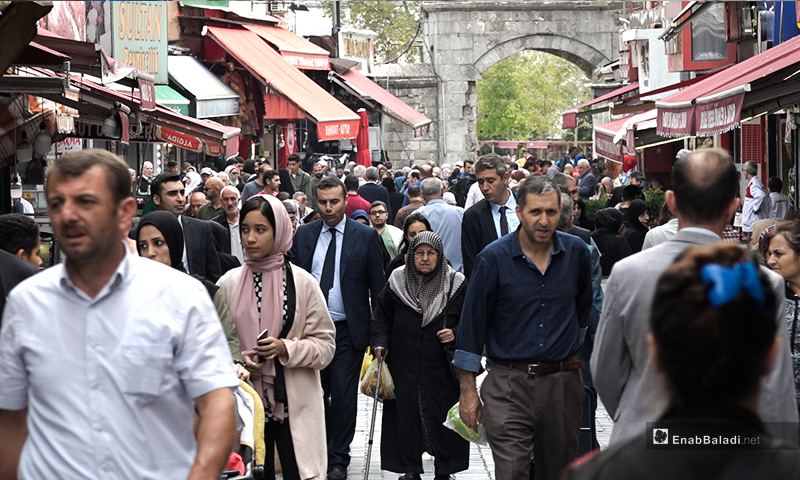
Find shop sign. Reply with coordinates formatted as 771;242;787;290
338;29;374;74
695;93;745;137
414;123;430;138
282;53;330;70
155;126;203;152
139;77;156;110
318;120;360;141
657;107;694;137
69;120;157;141
112;1;168;84
595;131;623;163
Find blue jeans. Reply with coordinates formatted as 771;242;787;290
321;321;363;468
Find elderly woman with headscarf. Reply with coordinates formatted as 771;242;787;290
371;231;470;480
135;211;246;375
184;170;203;196
621;199;650;253
225;164;244;193
216;194;335;480
591;208;633;277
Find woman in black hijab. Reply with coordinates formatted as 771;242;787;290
621;199;650;253
136;211;246;372
384;175;404;225
591;208;633;277
278;168;295;196
371;231;470;480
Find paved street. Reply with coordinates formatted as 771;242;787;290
344;389;615;480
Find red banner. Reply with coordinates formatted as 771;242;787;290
694;93;745;137
656;106;695;137
155;126;203;153
526;141;550;149
138;78;156;111
562;112;577;129
595;131;623;163
317;119;360;141
206;142;223;156
414;123;430;138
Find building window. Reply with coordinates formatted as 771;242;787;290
692;3;728;61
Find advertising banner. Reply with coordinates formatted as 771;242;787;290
113;1;168;83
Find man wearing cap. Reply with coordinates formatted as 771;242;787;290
166;160;179;175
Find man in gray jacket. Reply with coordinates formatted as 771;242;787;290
592;148;799;446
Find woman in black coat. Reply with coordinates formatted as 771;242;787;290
621;199;650;253
591;208;633;277
371;231;470;480
385;212;432;280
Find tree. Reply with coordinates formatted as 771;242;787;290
477;51;590;141
320;1;421;63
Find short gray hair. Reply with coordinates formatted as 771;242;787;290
516;176;560;209
743;161;758;176
220;185;240;198
557;192;574;230
293;192;307;202
577;159;590;169
420;177;443;197
365;166;379;181
354;165;367;178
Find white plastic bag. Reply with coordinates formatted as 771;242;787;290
443;402;488;445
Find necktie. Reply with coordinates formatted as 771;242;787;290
320;227;337;300
499;206;509;236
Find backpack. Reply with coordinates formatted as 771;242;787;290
451;175;477;208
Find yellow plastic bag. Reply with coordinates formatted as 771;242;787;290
359;348;373;381
358;357;395;400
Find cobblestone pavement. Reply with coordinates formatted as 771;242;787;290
345;392;615;480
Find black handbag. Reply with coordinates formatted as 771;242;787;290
441;273;461;381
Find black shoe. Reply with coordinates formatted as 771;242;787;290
328;464;347;480
398;474;422;480
434;476;455;480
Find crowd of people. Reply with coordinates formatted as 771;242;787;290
2;145;800;480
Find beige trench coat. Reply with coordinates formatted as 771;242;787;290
217;263;336;480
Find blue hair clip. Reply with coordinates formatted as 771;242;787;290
700;262;765;309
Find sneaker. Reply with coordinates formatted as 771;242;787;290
328;464;347;480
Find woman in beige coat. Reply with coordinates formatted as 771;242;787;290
217;194;335;480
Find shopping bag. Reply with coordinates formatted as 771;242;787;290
359;348;373;381
443;402;488;445
358;357;395;400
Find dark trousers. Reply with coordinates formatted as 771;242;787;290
481;365;584;480
264;417;300;480
321;320;363;467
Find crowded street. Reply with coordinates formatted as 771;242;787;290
4;2;800;480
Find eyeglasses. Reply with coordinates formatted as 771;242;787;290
370;210;387;216
414;250;438;258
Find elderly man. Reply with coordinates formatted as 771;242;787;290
576;159;596;200
187;191;207;218
197;177;225;220
741;160;770;239
415;177;464;272
212;186;244;263
358;166;391;217
0;149;237;480
138;161;154;194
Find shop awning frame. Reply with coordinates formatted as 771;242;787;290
329;68;432;137
246;25;331;71
203;26;360;141
562;82;639;129
167;55;239;119
594;109;657;157
656;34;800;137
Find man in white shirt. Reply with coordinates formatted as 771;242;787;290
0;149;238;480
768;176;792;220
741;161;770;240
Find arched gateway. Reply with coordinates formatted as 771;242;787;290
382;2;621;165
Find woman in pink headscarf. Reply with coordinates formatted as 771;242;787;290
216;194;335;480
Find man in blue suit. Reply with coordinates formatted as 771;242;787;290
290;176;386;480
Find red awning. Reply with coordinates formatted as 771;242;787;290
496;141;520;148
594;110;657;156
526;141;550;149
246;25;330;71
562;82;639;129
330;69;432;137
595;130;624;163
657;34;800;137
204;26;359;141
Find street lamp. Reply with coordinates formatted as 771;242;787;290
35;122;52;155
16;131;32;163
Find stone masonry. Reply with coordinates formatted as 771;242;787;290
377;1;622;167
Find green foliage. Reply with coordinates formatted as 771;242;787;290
477;51;590;141
583;199;606;220
320;1;421;63
645;189;665;223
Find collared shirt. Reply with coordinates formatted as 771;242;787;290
415;199;465;271
178;215;190;273
311;217;346;321
489;189;520;238
228;216;244;263
0;249;238;479
454;229;593;372
642;218;679;250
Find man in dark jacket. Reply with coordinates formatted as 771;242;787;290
357;166;391;217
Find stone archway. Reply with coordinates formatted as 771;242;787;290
420;1;621;164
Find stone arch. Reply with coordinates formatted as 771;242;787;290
473;34;611;79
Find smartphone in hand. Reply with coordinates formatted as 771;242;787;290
257;329;269;363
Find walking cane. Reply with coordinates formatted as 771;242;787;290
364;355;384;480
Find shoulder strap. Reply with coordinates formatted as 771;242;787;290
442;272;456;329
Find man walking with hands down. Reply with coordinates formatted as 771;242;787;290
0;149;238;480
290;177;386;480
454;176;593;480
